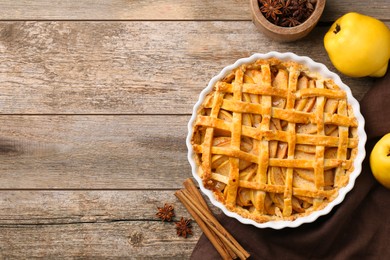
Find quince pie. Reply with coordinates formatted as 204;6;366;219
190;57;359;223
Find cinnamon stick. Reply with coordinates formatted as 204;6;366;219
175;190;234;260
183;178;210;210
175;178;250;260
181;179;238;258
179;189;249;260
180;181;244;254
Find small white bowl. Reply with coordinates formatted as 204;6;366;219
186;52;367;229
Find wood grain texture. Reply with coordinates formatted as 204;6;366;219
0;190;220;258
0;0;388;21
0;222;199;259
0;115;192;189
0;21;376;115
0;190;221;224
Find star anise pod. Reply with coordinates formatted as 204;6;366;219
259;0;283;22
279;0;292;16
303;0;315;19
156;203;175;222
305;0;315;12
281;17;301;27
258;0;316;27
289;0;310;21
175;217;193;238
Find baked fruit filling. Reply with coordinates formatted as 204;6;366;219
191;58;358;222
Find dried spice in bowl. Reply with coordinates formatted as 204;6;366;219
258;0;317;27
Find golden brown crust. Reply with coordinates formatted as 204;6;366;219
191;58;359;223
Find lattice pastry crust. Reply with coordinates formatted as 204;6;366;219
191;58;359;223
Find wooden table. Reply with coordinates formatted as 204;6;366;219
0;1;388;258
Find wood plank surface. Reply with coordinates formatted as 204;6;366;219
0;115;192;189
0;190;218;258
0;222;199;259
0;0;388;21
0;21;376;115
0;190;212;224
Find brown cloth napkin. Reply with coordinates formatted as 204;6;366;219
191;68;390;260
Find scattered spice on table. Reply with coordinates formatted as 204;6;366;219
156;203;175;222
175;217;193;238
258;0;317;27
